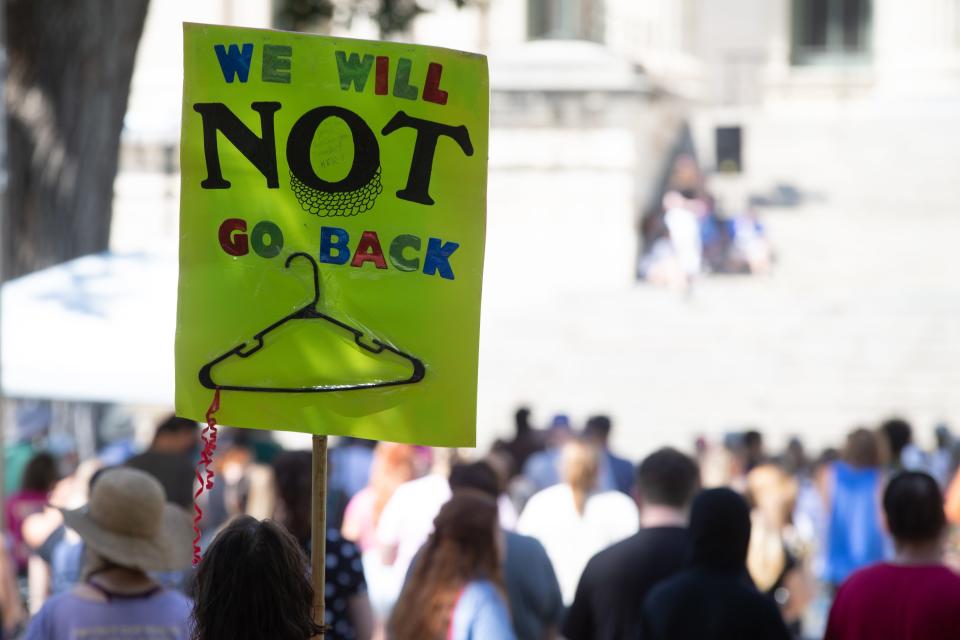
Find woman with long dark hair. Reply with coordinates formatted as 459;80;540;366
389;491;515;640
192;516;322;640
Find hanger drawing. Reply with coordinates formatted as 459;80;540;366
198;252;426;393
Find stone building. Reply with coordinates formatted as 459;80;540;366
113;1;960;450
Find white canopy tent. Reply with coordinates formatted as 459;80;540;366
1;252;178;406
0;252;313;451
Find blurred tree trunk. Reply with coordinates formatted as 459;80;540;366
4;0;150;279
276;0;470;40
275;0;335;33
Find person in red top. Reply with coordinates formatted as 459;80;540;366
825;471;960;640
5;453;58;575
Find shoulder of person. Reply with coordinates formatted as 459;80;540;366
455;580;516;640
507;532;560;582
155;587;194;612
591;490;639;513
378;481;414;523
27;589;98;634
522;484;566;511
836;562;888;593
34;589;75;615
390;475;433;504
505;530;547;556
602;489;638;506
941;565;960;590
345;486;374;508
916;565;960;599
457;579;506;611
588;530;640;564
642;569;687;608
574;542;613;588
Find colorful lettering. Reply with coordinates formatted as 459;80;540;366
262;45;292;84
335;51;374;92
392;58;419;101
319;226;351;265
423;238;459;280
214;43;254;83
389;235;422;272
350;231;388;269
218;218;248;256
375;56;389;95
251;221;284;258
218;220;460;280
422;63;449;105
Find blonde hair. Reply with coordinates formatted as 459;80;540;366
561;439;600;515
699;446;738;489
745;464;798;591
746;464;797;529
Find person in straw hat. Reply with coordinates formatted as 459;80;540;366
24;467;193;640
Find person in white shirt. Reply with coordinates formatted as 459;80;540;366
663;191;703;280
518;439;639;604
370;452;452;623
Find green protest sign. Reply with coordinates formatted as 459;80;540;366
176;24;488;446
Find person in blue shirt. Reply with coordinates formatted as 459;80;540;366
584;415;634;495
390;491;515;640
329;437;376;501
521;415;573;493
824;429;888;588
449;461;564;640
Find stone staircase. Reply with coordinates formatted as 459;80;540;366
476;101;960;457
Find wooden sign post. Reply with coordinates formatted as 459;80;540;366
311;435;329;639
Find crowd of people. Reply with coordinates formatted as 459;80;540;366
0;407;959;639
639;155;774;289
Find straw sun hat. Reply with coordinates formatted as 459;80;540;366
62;467;193;572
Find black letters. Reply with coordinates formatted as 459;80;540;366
381;110;473;205
194;102;473;208
193;102;282;189
286;106;380;193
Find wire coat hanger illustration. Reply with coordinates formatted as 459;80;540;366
198;252;426;393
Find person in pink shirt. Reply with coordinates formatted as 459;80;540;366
825;471;960;640
341;443;418;552
5;453;58;575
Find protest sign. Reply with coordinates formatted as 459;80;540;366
176;24;488;447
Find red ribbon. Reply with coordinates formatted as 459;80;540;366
192;388;221;567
